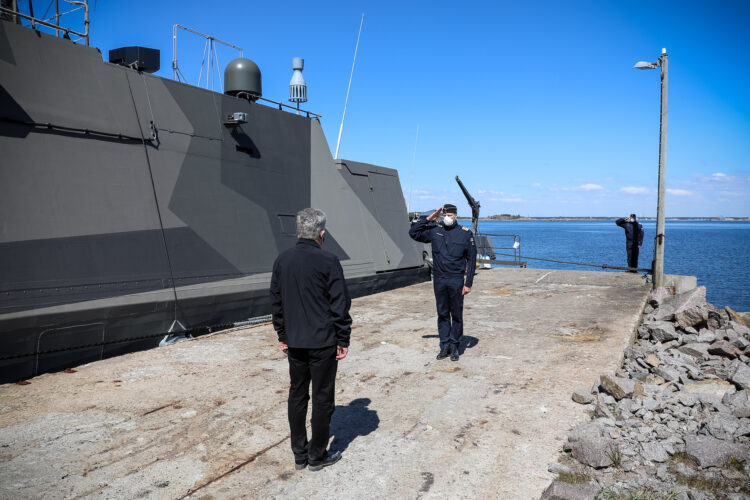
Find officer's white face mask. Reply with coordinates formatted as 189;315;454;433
443;216;455;227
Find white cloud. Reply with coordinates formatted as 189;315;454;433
666;189;692;196
531;182;541;188
501;197;525;202
621;186;649;194
711;172;730;181
578;183;603;191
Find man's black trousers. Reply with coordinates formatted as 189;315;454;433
287;345;338;464
627;245;640;270
433;276;464;349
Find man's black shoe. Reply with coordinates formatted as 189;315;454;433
308;450;342;471
294;460;307;470
450;348;459;361
436;347;450;360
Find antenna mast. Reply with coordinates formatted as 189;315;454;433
334;13;364;160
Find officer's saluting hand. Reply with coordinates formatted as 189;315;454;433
409;204;477;361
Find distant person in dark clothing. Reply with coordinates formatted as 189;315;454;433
409;203;477;361
616;214;644;272
270;208;352;472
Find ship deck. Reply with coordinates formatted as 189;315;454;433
0;267;650;499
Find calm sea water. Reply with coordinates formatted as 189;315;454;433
475;220;750;312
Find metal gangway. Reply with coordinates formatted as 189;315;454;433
474;233;526;268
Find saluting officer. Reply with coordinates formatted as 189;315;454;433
615;213;644;272
409;204;477;361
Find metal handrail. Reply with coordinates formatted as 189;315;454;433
0;1;89;45
476;232;525;267
256;96;322;120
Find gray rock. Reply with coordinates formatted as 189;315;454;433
595;417;616;427
637;324;650;339
705;413;741;440
682;333;698;344
653;286;706;322
675;304;709;329
547;462;573;474
541;480;600;500
673;461;697;477
641;442;669;463
678;342;710;360
572;389;593;404
652;365;680;382
730;361;750;390
644;321;679;342
731;320;750;337
655;463;669;480
736;418;750;437
598;392;616;406
641;397;660;411
617;398;634;414
733;336;750;350
723;390;750;417
708;340;743;359
594;402;615;420
696;330;716;343
600;374;641;400
684;434;750;468
567;422;604;443
567;426;617;468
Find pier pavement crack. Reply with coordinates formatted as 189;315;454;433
179;433;291;499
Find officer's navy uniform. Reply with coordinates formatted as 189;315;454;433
409;216;477;352
616;217;645;270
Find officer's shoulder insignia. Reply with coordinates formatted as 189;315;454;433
462;226;469;231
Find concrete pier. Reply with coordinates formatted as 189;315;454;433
0;268;650;499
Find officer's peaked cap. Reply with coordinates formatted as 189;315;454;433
443;204;458;214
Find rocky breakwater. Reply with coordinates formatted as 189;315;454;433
542;286;750;500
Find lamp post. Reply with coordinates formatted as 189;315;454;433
634;48;668;289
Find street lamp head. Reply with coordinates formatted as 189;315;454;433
634;61;659;70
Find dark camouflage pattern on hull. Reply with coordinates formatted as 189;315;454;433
0;20;429;383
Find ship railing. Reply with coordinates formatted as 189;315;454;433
475;233;526;268
255;96;321;120
0;0;89;45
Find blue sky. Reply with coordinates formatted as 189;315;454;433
43;0;750;216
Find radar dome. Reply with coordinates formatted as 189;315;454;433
224;58;262;99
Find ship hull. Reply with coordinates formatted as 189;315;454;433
0;20;429;383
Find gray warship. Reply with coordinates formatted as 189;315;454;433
0;6;430;383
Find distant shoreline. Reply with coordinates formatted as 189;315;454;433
456;217;750;222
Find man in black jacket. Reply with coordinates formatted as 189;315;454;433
615;214;645;272
270;208;352;472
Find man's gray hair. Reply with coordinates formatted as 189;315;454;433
296;208;327;239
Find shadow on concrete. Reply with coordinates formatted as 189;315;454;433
458;335;479;354
330;398;379;453
421;335;479;355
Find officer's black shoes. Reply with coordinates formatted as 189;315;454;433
294;460;307;470
308;450;342;471
450;349;460;362
436;347;451;360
